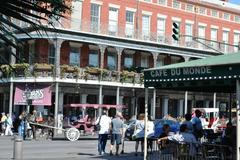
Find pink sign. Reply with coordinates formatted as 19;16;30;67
14;85;52;106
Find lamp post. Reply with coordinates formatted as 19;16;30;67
25;89;32;113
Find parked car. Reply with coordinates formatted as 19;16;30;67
124;119;180;140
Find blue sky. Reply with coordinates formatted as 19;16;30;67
229;0;240;5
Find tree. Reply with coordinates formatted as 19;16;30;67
0;0;71;64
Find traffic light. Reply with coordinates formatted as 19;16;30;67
172;22;180;41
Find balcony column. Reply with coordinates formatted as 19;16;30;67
116;47;123;72
184;91;188;114
184;56;190;62
98;85;103;116
98;45;106;69
213;92;217;108
152;53;158;68
53;39;63;78
151;89;156;119
178;99;184;117
162;96;169;117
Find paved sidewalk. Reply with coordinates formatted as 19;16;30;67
0;136;145;160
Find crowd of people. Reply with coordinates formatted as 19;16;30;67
0;110;54;140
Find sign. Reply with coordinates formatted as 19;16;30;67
14;85;52;106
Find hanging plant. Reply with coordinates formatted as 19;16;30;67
12;63;30;77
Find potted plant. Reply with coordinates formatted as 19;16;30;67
12;63;30;77
0;65;12;77
60;65;80;78
34;63;53;71
85;67;101;75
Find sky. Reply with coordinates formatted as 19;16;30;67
229;0;240;5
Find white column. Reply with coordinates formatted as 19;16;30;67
151;89;156;119
116;48;123;72
98;85;103;116
213;92;217;108
153;53;158;68
236;80;240;160
58;92;64;114
184;56;190;62
54;82;59;135
144;88;148;160
54;39;63;78
99;45;106;69
116;87;120;105
162;96;169;117
81;94;87;104
184;91;188;114
9;82;13;117
178;99;184;117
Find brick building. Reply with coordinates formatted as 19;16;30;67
0;0;240;126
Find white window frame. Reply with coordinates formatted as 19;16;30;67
157;17;166;43
185;23;193;45
211;9;218;18
223;12;230;21
89;49;99;67
186;4;194;12
90;3;100;33
234;33;240;52
158;0;167;6
71;1;83;30
141;54;149;68
108;7;118;36
222;31;229;53
142;15;151;40
69;47;80;66
210;28;218;49
198;25;206;49
199;7;206;15
172;0;181;9
125;10;135;38
235;15;240;23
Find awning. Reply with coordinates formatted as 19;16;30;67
144;53;240;92
64;104;126;109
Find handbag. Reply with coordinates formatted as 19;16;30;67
94;116;102;131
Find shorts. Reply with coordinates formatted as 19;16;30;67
111;134;122;145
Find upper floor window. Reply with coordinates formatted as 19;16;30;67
124;54;133;69
29;42;35;64
142;15;150;40
223;13;230;21
157;18;166;42
90;4;100;33
185;23;193;43
48;44;55;65
125;11;134;38
144;0;151;2
141;54;149;68
210;28;218;49
234;33;240;52
109;7;118;36
198;25;206;49
173;0;180;9
89;50;99;67
69;47;80;66
235;15;240;23
107;52;117;70
71;1;82;30
158;0;167;6
223;31;229;53
186;4;194;12
199;7;206;15
211;10;218;18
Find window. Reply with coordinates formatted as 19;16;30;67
124;54;133;68
107;52;116;70
186;4;194;12
71;1;82;30
158;0;167;6
198;26;206;49
234;33;240;52
210;28;218;49
185;23;193;44
141;54;149;68
89;50;99;67
69;47;80;66
211;10;218;18
109;7;118;36
223;31;229;53
90;4;100;33
235;15;240;23
142;15;150;40
48;44;55;65
199;7;206;15
223;13;230;21
29;42;35;64
157;18;166;42
125;11;134;38
173;0;180;9
156;55;164;67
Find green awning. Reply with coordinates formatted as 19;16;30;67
144;53;240;92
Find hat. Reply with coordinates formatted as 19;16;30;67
1;112;5;115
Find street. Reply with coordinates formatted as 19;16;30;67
0;136;144;160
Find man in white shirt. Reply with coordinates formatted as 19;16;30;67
95;109;111;155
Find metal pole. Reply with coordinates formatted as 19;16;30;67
13;136;23;160
213;92;216;108
9;82;14;117
229;93;232;123
184;91;188;114
236;80;240;160
54;82;59;136
144;88;148;160
98;85;103;116
152;89;156;119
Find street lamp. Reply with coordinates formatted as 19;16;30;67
25;89;32;113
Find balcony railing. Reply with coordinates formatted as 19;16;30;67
0;64;144;85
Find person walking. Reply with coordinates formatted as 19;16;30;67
109;112;124;156
29;110;37;140
5;113;13;136
1;112;7;136
95;109;111;155
191;110;203;140
133;113;145;156
181;113;193;133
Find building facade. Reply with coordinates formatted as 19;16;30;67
0;0;239;126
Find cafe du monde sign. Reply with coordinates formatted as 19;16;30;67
150;66;212;79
